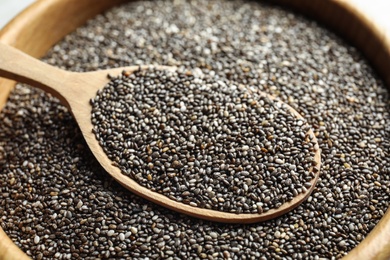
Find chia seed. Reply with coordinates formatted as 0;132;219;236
0;0;389;259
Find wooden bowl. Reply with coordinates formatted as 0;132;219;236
0;0;389;259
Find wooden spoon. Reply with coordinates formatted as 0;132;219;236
0;42;321;223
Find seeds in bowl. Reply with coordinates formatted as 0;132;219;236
0;0;389;259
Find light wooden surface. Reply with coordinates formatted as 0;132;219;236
0;0;389;259
0;228;29;260
0;42;321;224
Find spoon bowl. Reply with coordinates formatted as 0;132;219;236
0;42;321;223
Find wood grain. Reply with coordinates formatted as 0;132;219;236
0;0;389;259
0;228;29;260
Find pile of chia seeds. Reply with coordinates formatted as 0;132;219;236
1;0;389;259
91;68;318;214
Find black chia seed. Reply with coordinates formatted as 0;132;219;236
0;0;389;259
90;68;317;213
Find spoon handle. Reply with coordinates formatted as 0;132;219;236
0;42;70;102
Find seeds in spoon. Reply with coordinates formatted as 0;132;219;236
90;68;318;214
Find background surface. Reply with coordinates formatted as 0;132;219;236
0;0;35;29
